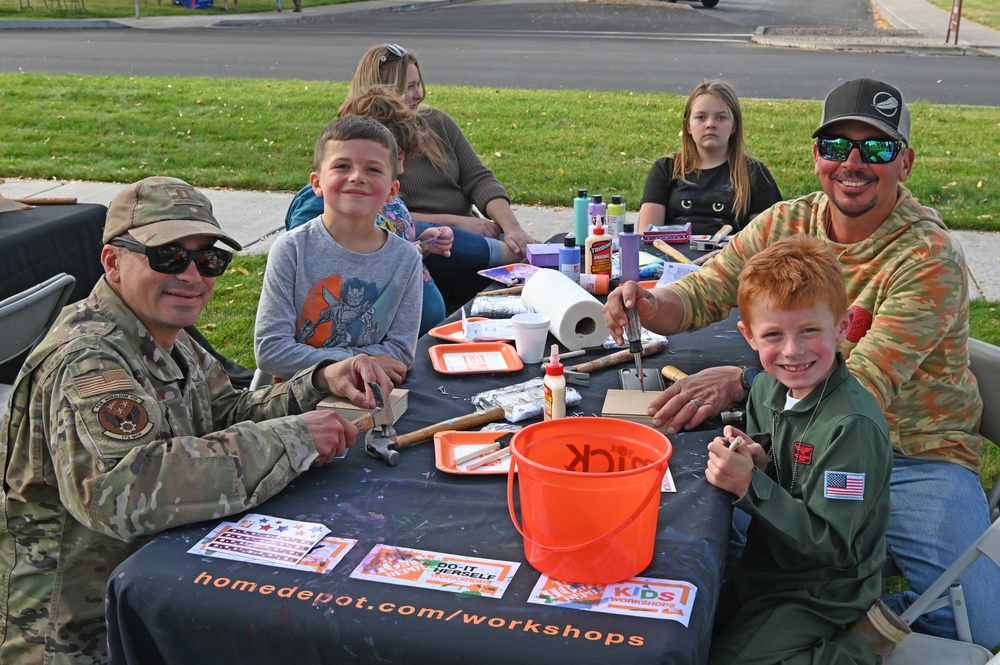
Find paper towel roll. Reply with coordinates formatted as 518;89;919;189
521;270;609;350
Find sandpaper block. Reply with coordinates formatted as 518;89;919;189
602;389;662;427
317;388;408;425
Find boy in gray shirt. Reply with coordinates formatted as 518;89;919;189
255;116;422;381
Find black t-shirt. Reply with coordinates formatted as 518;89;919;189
640;157;783;235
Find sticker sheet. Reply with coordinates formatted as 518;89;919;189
188;514;332;568
189;522;357;574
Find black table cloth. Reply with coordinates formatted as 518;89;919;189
106;302;756;665
0;203;107;382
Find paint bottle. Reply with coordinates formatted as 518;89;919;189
543;344;566;420
587;194;608;234
584;221;613;276
607;195;626;249
588;194;607;237
579;274;619;296
559;234;581;280
619;221;640;283
573;189;589;247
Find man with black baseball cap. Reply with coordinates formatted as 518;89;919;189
605;78;999;660
0;176;393;664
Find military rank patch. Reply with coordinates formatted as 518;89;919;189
74;370;134;397
93;394;153;440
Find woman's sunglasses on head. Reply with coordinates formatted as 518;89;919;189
380;43;406;65
111;237;233;277
816;136;905;165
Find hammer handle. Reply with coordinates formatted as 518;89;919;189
652;239;693;265
708;224;733;244
351;413;376;433
661;365;689;382
477;285;524;296
393;405;506;449
569;340;666;374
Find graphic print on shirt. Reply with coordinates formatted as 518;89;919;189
669;175;735;234
296;275;396;349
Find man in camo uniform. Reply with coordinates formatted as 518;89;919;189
0;176;392;664
605;78;1000;655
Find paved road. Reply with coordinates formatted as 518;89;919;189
0;0;997;104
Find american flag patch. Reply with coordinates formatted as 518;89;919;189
74;370;134;397
824;471;865;500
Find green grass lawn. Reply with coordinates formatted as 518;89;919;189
1;73;997;230
925;0;1000;32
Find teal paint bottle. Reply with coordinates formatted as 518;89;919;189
573;189;589;247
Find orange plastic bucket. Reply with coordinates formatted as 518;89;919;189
507;417;672;584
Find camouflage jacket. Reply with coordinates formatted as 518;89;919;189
0;277;328;664
667;186;983;472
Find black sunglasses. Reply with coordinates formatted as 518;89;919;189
111;237;232;278
379;43;406;65
816;136;905;165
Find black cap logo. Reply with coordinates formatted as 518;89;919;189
872;92;900;119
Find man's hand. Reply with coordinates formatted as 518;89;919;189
299;410;357;466
647;365;745;434
602;281;656;346
313;354;393;409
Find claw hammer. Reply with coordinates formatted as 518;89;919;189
352;382;506;466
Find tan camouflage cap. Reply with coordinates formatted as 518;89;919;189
103;176;242;250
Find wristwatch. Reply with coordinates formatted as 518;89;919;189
740;366;761;396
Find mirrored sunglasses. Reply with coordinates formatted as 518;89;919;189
112;237;232;278
380;43;406;65
816;136;905;165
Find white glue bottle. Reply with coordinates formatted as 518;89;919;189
543;344;566;420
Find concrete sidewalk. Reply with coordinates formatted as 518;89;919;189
3;177;999;301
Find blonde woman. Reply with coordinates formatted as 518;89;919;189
351;44;535;308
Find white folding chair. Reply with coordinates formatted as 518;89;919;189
884;518;1000;664
0;273;76;366
0;273;76;419
968;337;1000;521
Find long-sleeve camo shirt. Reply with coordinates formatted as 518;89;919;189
666;186;983;472
1;277;329;665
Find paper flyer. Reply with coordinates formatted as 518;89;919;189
350;544;519;598
441;350;510;372
527;574;698;626
661;466;676;493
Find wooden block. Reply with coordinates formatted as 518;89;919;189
317;388;408;425
601;389;661;426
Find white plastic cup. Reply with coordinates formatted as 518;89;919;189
512;313;551;364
